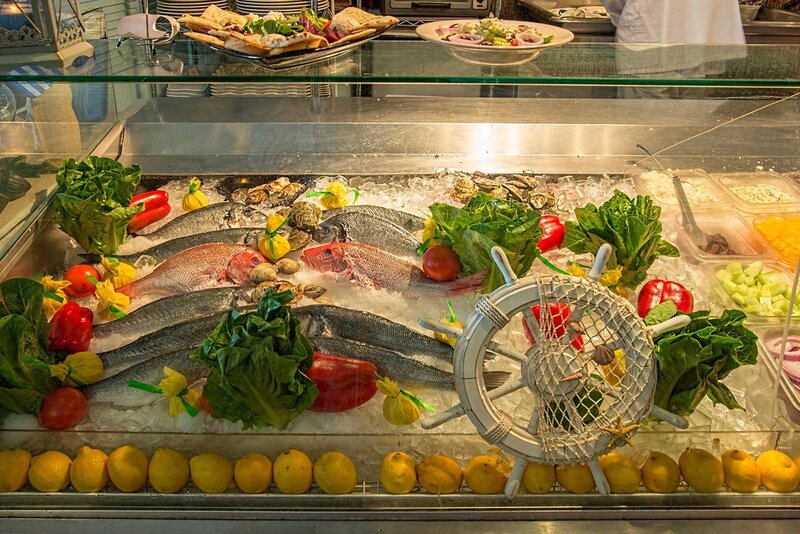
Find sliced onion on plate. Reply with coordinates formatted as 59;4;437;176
448;33;485;45
515;31;544;47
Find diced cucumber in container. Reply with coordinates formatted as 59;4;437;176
715;261;799;317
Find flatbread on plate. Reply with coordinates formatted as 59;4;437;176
177;14;223;32
184;31;225;47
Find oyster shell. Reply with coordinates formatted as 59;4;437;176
529;190;556;210
287;228;312;250
289;201;322;231
450;177;478;203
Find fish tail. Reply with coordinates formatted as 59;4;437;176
446;269;488;296
484;370;511;390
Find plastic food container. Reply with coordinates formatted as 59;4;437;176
756;327;800;414
705;260;799;324
634;169;725;210
678;210;771;263
711;172;800;214
753;213;800;269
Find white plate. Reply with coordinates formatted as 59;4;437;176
415;20;573;66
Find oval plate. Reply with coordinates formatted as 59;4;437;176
416;20;574;66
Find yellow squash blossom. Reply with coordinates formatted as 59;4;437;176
266;213;286;233
159;367;202;418
422;218;438;246
51;352;104;387
95;279;130;321
599;266;623;288
41;276;70;319
567;263;587;278
101;256;137;290
182;178;209;212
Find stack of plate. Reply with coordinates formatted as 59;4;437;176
156;0;229;17
234;0;330;16
165;83;210;97
210;83;332;96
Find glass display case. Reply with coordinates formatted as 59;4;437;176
1;38;799;531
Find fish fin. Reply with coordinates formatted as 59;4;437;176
446;269;488;296
483;370;511;391
117;284;134;298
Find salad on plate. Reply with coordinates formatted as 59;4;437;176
436;16;554;47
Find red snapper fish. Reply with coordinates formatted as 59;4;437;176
302;242;485;299
119;243;266;299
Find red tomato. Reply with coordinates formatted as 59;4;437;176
422;246;461;282
63;264;99;298
39;387;88;430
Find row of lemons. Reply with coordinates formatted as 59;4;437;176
1;445;800;495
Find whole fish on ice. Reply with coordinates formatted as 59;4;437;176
313;211;420;258
85;350;205;407
322;205;426;232
310;337;508;391
137;202;265;240
302;242;485;298
295;304;454;363
109;228;262;266
97;308;251;375
118;243;265;299
91;287;254;352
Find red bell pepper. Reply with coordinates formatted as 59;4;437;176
128;190;170;233
48;302;93;353
522;303;584;351
637;279;694;318
306;352;377;412
537;215;565;253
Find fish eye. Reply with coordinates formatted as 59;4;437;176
251;256;261;266
321;249;332;259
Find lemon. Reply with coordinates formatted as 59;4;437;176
416;454;462;494
555;464;595;494
273;449;313;494
380;452;416;494
108;445;149;492
314;451;357;495
641;451;681;493
235;453;272;494
463;454;511;495
721;449;760;493
522;462;554;494
28;451;71;492
757;450;800;493
0;449;31;492
599;452;640;494
149;448;190;494
190;453;234;494
70;446;109;493
679;448;723;493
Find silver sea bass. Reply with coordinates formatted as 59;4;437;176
322;205;426;232
138;202;266;240
313;211;420;257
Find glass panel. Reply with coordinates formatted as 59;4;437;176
0;40;798;86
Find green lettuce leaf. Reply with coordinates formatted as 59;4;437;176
564;190;679;289
192;290;317;430
428;192;542;291
0;279;56;415
52;156;142;255
652;309;757;416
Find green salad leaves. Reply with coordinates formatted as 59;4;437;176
243;17;303;36
653;309;757;417
192;290;317;430
0;279;57;415
53;156;142;256
427;192;542;291
563;190;679;290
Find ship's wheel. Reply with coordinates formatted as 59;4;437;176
420;245;690;497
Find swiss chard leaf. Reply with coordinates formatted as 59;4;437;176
564;190;679;289
192;290;317;430
653;309;757;416
52;157;142;255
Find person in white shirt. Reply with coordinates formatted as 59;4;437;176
601;0;746;96
602;0;745;46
